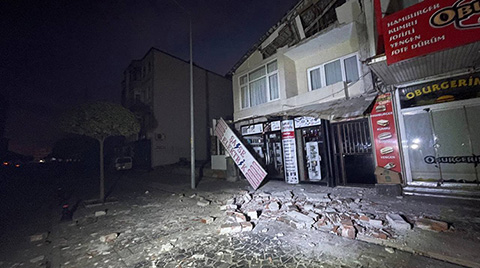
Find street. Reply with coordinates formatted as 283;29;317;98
1;166;479;267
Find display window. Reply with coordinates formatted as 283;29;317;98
397;73;480;184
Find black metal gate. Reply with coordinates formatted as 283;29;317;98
332;118;375;185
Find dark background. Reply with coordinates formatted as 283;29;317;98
0;0;298;155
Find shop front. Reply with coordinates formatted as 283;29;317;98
396;73;480;186
239;109;377;187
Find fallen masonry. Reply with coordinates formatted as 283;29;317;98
218;189;450;243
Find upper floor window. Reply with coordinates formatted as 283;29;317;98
308;54;360;91
240;60;279;109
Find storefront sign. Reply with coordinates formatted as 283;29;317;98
383;0;480;65
271;121;281;131
264;121;281;132
241;123;263;135
294;117;322;128
425;155;480;166
399;73;480;108
370;93;402;173
215;118;267;190
281;120;299;184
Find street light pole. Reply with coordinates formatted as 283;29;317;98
189;17;195;189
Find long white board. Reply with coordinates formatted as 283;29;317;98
215;118;267;189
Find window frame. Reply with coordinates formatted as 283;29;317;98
239;59;279;109
307;52;362;91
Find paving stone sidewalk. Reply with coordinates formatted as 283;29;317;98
1;169;478;268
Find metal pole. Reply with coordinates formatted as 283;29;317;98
190;17;195;189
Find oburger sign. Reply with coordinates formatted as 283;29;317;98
383;0;480;65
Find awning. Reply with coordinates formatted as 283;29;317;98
367;42;480;86
270;93;377;121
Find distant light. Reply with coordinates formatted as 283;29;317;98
39;159;45;163
15;164;20;168
3;162;8;166
410;144;420;150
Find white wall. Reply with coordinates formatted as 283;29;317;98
233;20;371;122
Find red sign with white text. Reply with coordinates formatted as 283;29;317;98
383;0;480;65
370;93;402;173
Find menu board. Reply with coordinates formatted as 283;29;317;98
370;93;402;173
281;120;299;184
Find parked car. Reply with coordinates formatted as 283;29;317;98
114;157;133;171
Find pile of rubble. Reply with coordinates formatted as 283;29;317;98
218;190;450;241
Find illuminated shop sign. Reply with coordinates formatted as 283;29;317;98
383;0;480;65
399;73;480;108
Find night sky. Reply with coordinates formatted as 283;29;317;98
0;0;298;155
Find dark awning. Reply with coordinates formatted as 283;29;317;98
367;42;480;86
270;93;377;121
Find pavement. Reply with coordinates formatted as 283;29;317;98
1;166;480;268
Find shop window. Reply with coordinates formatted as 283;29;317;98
239;60;279;109
308;53;361;91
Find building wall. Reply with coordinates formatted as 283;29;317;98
123;49;232;167
232;22;371;121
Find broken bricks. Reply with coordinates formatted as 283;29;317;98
99;233;118;243
414;217;449;232
386;214;411;232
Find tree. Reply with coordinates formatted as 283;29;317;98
60;101;140;201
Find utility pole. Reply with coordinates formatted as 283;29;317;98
170;0;195;189
189;17;195;189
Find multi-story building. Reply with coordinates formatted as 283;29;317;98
367;0;480;198
228;0;379;187
122;48;233;168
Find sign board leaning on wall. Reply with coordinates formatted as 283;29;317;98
370;93;402;174
215;118;267;190
383;0;480;65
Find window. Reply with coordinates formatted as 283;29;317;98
240;60;279;109
308;54;360;91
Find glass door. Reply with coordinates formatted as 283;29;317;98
403;105;480;184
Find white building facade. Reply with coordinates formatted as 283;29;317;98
122;48;233;168
229;0;379;186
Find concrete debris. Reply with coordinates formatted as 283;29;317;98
240;222;253;232
220;204;237;211
385;247;395;254
192;254;205;260
386;214;411;232
197;200;211;207
30;255;45;263
266;202;280;211
220;223;242;234
99;233;118;243
415;217;449;232
246;210;258;220
200;217;215;224
219;189;451;244
95;210;107;217
243;193;252;203
30;233;47;242
161;243;174;252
